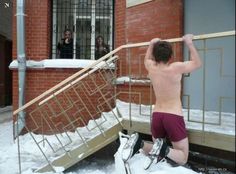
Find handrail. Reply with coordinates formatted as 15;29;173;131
13;30;235;115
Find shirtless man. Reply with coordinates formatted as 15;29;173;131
121;34;202;169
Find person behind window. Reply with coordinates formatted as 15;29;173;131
95;35;110;60
57;29;80;59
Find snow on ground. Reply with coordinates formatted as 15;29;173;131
1;101;234;174
128;153;199;174
0;112;200;174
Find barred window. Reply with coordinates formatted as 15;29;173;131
52;0;114;60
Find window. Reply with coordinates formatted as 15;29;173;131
52;0;113;59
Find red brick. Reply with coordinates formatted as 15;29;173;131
12;0;184;134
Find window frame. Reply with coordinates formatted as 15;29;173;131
51;0;114;60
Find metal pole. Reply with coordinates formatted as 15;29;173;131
16;1;26;172
15;0;26;136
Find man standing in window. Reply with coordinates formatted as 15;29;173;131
57;29;79;59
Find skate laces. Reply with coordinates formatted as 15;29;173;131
119;132;131;139
143;139;165;170
149;138;163;156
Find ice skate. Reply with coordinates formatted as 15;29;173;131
121;132;140;162
143;138;164;170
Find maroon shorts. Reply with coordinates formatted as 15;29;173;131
151;112;187;142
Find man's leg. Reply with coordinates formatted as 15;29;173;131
141;138;168;169
141;142;153;155
141;137;157;155
120;134;189;166
167;137;189;165
141;137;189;166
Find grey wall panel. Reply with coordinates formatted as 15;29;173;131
183;0;235;113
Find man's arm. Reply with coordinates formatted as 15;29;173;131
144;38;160;70
184;34;202;70
172;34;202;73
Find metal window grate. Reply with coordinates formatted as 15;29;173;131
52;0;113;59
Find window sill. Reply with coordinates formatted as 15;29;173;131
9;59;115;69
116;76;151;85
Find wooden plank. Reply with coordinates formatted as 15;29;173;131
123;30;236;48
122;119;151;135
188;130;235;152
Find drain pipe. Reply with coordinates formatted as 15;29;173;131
15;0;26;137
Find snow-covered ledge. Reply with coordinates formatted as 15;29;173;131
9;59;115;69
116;76;150;84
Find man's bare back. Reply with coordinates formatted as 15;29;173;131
148;62;183;116
145;34;202;117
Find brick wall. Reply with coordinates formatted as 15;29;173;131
114;0;127;76
13;68;115;134
119;0;183;76
12;0;184;134
126;0;183;43
12;0;51;60
115;0;183;104
117;82;155;105
12;69;76;112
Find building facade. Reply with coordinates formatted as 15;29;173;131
11;0;183;133
11;0;236;134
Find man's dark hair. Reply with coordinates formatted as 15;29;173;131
152;41;173;63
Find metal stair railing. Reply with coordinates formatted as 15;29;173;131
14;54;123;173
13;30;235;117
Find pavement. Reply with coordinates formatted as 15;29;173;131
0;106;12;123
